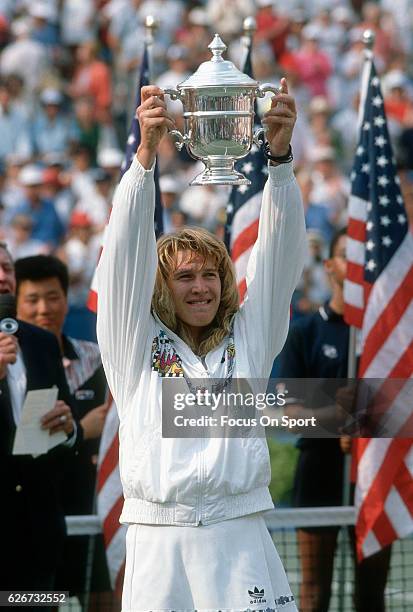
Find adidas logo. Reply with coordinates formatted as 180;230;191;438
248;586;266;604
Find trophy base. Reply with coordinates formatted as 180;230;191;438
190;157;251;186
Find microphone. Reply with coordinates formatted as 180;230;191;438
0;293;19;335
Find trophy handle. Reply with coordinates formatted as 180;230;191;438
164;87;184;102
256;83;280;98
169;129;191;151
253;128;265;147
254;84;281;146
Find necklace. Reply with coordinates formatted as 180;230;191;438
151;328;236;401
184;329;235;400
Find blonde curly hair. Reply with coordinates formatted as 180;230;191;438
152;227;239;355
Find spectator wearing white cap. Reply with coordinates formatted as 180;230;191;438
159;174;182;234
8;164;65;248
97;147;123;188
0;78;31;162
30;88;78;157
138;0;184;51
73;168;112;232
0;18;50;96
0;154;30;213
207;0;256;42
176;7;212;69
381;0;413;55
4;213;49;259
156;45;191;115
179;181;229;232
383;70;413;127
309;145;350;229
337;28;384;112
60;0;96;47
306;96;344;166
305;9;347;67
29;1;60;53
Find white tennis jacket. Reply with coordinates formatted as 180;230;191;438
96;157;306;526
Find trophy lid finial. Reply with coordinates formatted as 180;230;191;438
362;29;375;49
208;34;227;62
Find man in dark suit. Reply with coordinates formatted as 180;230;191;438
0;242;81;599
14;255;111;605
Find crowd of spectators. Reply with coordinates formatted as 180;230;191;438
1;1;413;327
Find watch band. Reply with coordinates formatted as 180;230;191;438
263;142;293;164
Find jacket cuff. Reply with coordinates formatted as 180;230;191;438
124;156;156;189
268;161;294;186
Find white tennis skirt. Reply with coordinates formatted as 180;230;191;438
122;512;297;612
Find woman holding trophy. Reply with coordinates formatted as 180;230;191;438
96;73;305;611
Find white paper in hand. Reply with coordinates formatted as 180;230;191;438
12;388;66;455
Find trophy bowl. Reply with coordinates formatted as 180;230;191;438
165;34;278;186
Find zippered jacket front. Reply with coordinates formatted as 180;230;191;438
96;157;306;526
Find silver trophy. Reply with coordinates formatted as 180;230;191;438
165;34;278;186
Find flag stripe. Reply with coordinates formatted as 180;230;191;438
357;439;412;537
361;299;413;378
97;434;119;492
106;526;127;594
372;510;398;548
87;289;98;312
343;303;364;328
347;237;365;266
360;266;413;375
394;463;413;519
224;46;267;302
355;439;392;509
232;219;259;262
344;275;365;306
388;339;413;377
348;195;368;223
360;233;413;339
238;278;247;302
103;495;124;546
348;216;367;240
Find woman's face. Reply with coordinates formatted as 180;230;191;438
166;250;221;340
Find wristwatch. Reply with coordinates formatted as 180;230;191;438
263;142;293;164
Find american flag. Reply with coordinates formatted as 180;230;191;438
343;58;413;560
224;46;268;302
90;43;164;592
96;394;126;595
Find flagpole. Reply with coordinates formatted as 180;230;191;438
144;15;159;83
337;29;377;612
242;16;256;63
347;30;375;381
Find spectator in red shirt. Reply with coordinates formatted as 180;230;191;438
70;41;112;124
288;24;332;99
383;70;413;126
255;0;290;62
